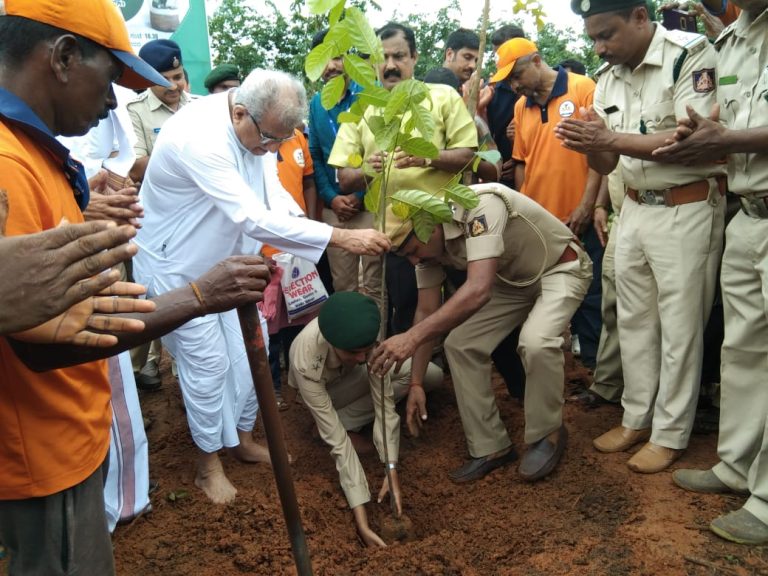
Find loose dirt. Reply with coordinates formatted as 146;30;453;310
8;355;768;575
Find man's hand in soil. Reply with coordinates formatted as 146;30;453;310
377;468;402;517
12;281;155;347
352;505;387;548
406;384;428;437
0;190;140;335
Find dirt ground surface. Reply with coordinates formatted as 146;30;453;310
14;354;768;575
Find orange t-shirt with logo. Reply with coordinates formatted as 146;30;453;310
262;129;315;258
513;70;595;222
0;121;111;499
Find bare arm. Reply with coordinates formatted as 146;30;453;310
128;155;149;184
9;255;271;371
302;175;319;222
514;163;525;191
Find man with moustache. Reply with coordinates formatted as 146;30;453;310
558;0;726;473
428;28;480;93
133;69;390;505
652;0;768;545
307;29;381;301
329;22;477;334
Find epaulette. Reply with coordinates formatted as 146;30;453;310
666;29;708;56
593;60;613;79
126;90;150;107
714;21;737;50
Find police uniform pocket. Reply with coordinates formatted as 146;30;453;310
642;100;676;133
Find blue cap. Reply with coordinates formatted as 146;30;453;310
138;39;184;74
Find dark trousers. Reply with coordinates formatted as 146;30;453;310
570;225;604;369
385;253;418;335
0;457;114;576
269;325;306;392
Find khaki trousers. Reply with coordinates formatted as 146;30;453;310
446;248;592;457
322;208;383;304
591;220;624;401
712;212;768;524
616;194;724;449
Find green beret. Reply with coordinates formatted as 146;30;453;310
571;0;646;17
204;63;241;92
318;292;380;351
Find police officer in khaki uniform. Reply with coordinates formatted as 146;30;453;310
288;292;442;547
370;183;592;483
651;0;768;545
127;39;191;184
558;0;726;473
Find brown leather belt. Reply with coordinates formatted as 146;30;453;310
626;176;726;207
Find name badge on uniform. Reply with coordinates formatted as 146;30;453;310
153;127;161;134
469;215;488;237
719;75;738;86
693;69;715;93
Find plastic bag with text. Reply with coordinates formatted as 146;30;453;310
273;252;328;321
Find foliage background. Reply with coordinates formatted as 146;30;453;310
207;0;603;92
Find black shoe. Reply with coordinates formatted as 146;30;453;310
448;448;518;483
567;388;613;408
148;479;159;495
134;372;162;392
519;426;567;482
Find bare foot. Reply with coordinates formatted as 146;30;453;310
195;454;237;504
231;429;295;464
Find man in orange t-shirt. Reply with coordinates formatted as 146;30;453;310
492;38;603;369
0;2;276;573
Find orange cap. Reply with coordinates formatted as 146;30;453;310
489;38;538;84
0;0;171;89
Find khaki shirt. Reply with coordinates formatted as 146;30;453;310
328;83;478;199
415;183;574;289
594;24;726;190
126;89;191;157
287;319;399;509
715;9;768;195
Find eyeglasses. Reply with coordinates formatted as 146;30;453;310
239;105;295;145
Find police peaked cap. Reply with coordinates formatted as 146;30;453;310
571;0;646;17
138;39;183;73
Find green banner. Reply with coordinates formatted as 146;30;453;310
113;0;212;95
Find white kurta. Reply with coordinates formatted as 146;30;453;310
133;92;334;452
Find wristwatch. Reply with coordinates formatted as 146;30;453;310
423;157;432;167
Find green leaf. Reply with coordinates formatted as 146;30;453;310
475;150;502;165
328;0;345;25
364;175;382;215
383;89;409;123
443;182;479;210
391;189;453;223
357;86;390;108
373;119;401;151
337;111;360;124
345;7;383;63
321;75;346;110
347;153;363;168
409;101;435;141
400;137;439;159
324;21;353;55
391;201;411;220
412;211;439;243
343;53;376;90
308;0;340;14
305;42;336;82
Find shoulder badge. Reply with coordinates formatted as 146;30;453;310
693;68;715;93
469;215;488;237
593;61;613;79
714;22;737;50
666;29;707;55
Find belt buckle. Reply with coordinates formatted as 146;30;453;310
639;189;664;206
740;195;768;219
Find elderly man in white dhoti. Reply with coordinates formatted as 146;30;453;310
133;69;389;504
